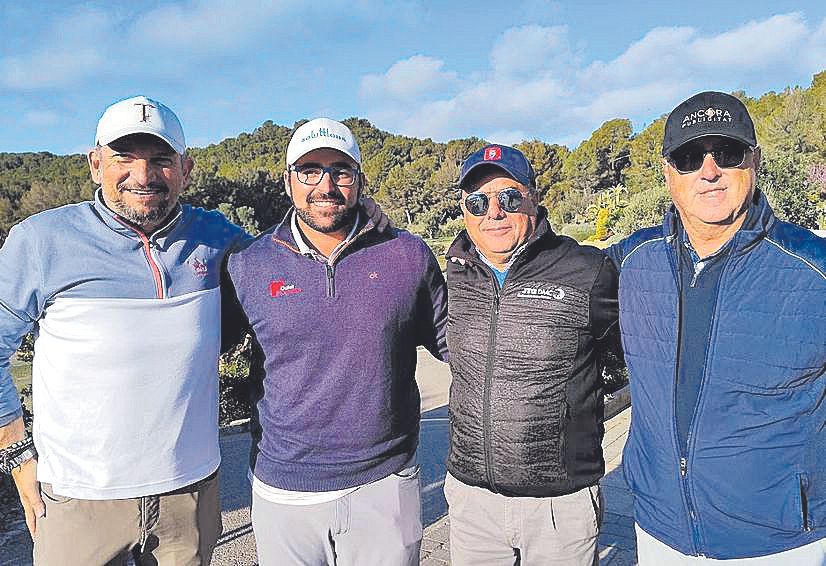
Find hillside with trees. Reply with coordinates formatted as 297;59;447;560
1;72;823;247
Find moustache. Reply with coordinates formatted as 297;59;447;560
307;193;346;205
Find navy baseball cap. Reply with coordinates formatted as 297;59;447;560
662;91;757;156
458;144;536;191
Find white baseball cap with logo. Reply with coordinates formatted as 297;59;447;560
95;95;186;155
286;118;361;166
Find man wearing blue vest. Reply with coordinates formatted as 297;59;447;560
609;92;826;564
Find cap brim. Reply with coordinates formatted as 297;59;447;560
459;161;527;190
663;132;755;156
288;146;360;167
97;127;185;154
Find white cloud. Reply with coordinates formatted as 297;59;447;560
360;55;458;101
490;25;578;79
0;0;360;90
360;13;826;145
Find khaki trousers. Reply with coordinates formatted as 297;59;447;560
33;471;222;566
444;472;602;566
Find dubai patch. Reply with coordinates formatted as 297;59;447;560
269;279;302;297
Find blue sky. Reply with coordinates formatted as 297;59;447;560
1;1;824;155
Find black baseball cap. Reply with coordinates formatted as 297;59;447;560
662;91;757;156
458;144;536;190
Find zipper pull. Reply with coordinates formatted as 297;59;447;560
680;457;687;477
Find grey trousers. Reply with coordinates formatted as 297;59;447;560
635;524;826;565
33;471;222;566
444;472;602;566
251;466;422;566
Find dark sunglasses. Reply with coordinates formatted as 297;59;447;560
464;188;525;216
668;141;753;174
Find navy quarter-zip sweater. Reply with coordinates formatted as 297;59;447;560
225;210;448;492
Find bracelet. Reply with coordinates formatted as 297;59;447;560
0;436;37;474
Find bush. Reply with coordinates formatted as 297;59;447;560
760;154;821;229
219;339;252;426
559;223;596;242
613;184;671;236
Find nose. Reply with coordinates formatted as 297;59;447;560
129;159;153;186
316;170;338;193
486;195;506;220
699;152;722;181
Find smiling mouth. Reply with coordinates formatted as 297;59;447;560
309;199;345;207
120;185;168;196
484;226;512;234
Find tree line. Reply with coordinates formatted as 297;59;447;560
1;72;823;248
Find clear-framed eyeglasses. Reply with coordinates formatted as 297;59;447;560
289;165;359;187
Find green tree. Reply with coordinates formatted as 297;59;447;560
624;118;666;194
515;140;569;200
759;153;820;229
562;119;632;196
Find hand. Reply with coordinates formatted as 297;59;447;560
361;197;392;233
12;458;44;538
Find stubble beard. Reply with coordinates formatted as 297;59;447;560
295;202;358;234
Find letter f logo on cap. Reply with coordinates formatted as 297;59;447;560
484;146;502;161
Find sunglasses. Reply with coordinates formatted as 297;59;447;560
464;188;525;216
668;141;753;174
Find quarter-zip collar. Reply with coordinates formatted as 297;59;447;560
290;209;362;263
271;206;375;263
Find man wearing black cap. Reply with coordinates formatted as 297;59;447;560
609;92;826;563
443;144;621;565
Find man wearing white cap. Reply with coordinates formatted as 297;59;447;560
0;95;248;564
222;118;449;565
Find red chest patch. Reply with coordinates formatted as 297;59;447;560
270;279;302;297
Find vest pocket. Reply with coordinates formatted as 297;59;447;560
799;472;812;531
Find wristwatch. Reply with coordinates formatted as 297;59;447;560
0;437;37;474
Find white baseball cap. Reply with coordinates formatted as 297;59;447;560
286;118;361;166
95;95;186;154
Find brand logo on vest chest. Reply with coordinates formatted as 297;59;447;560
269;279;303;297
517;286;565;300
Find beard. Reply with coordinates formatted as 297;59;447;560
294;191;358;234
110;182;174;230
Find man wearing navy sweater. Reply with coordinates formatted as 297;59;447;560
224;118;448;566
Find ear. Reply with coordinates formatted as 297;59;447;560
181;154;194;187
283;170;292;198
88;148;103;185
751;146;761;173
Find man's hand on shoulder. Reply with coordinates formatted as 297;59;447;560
361;197;392;233
12;457;43;538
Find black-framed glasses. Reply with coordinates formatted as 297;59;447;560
668;141;753;174
289;165;359;186
464;188;524;216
